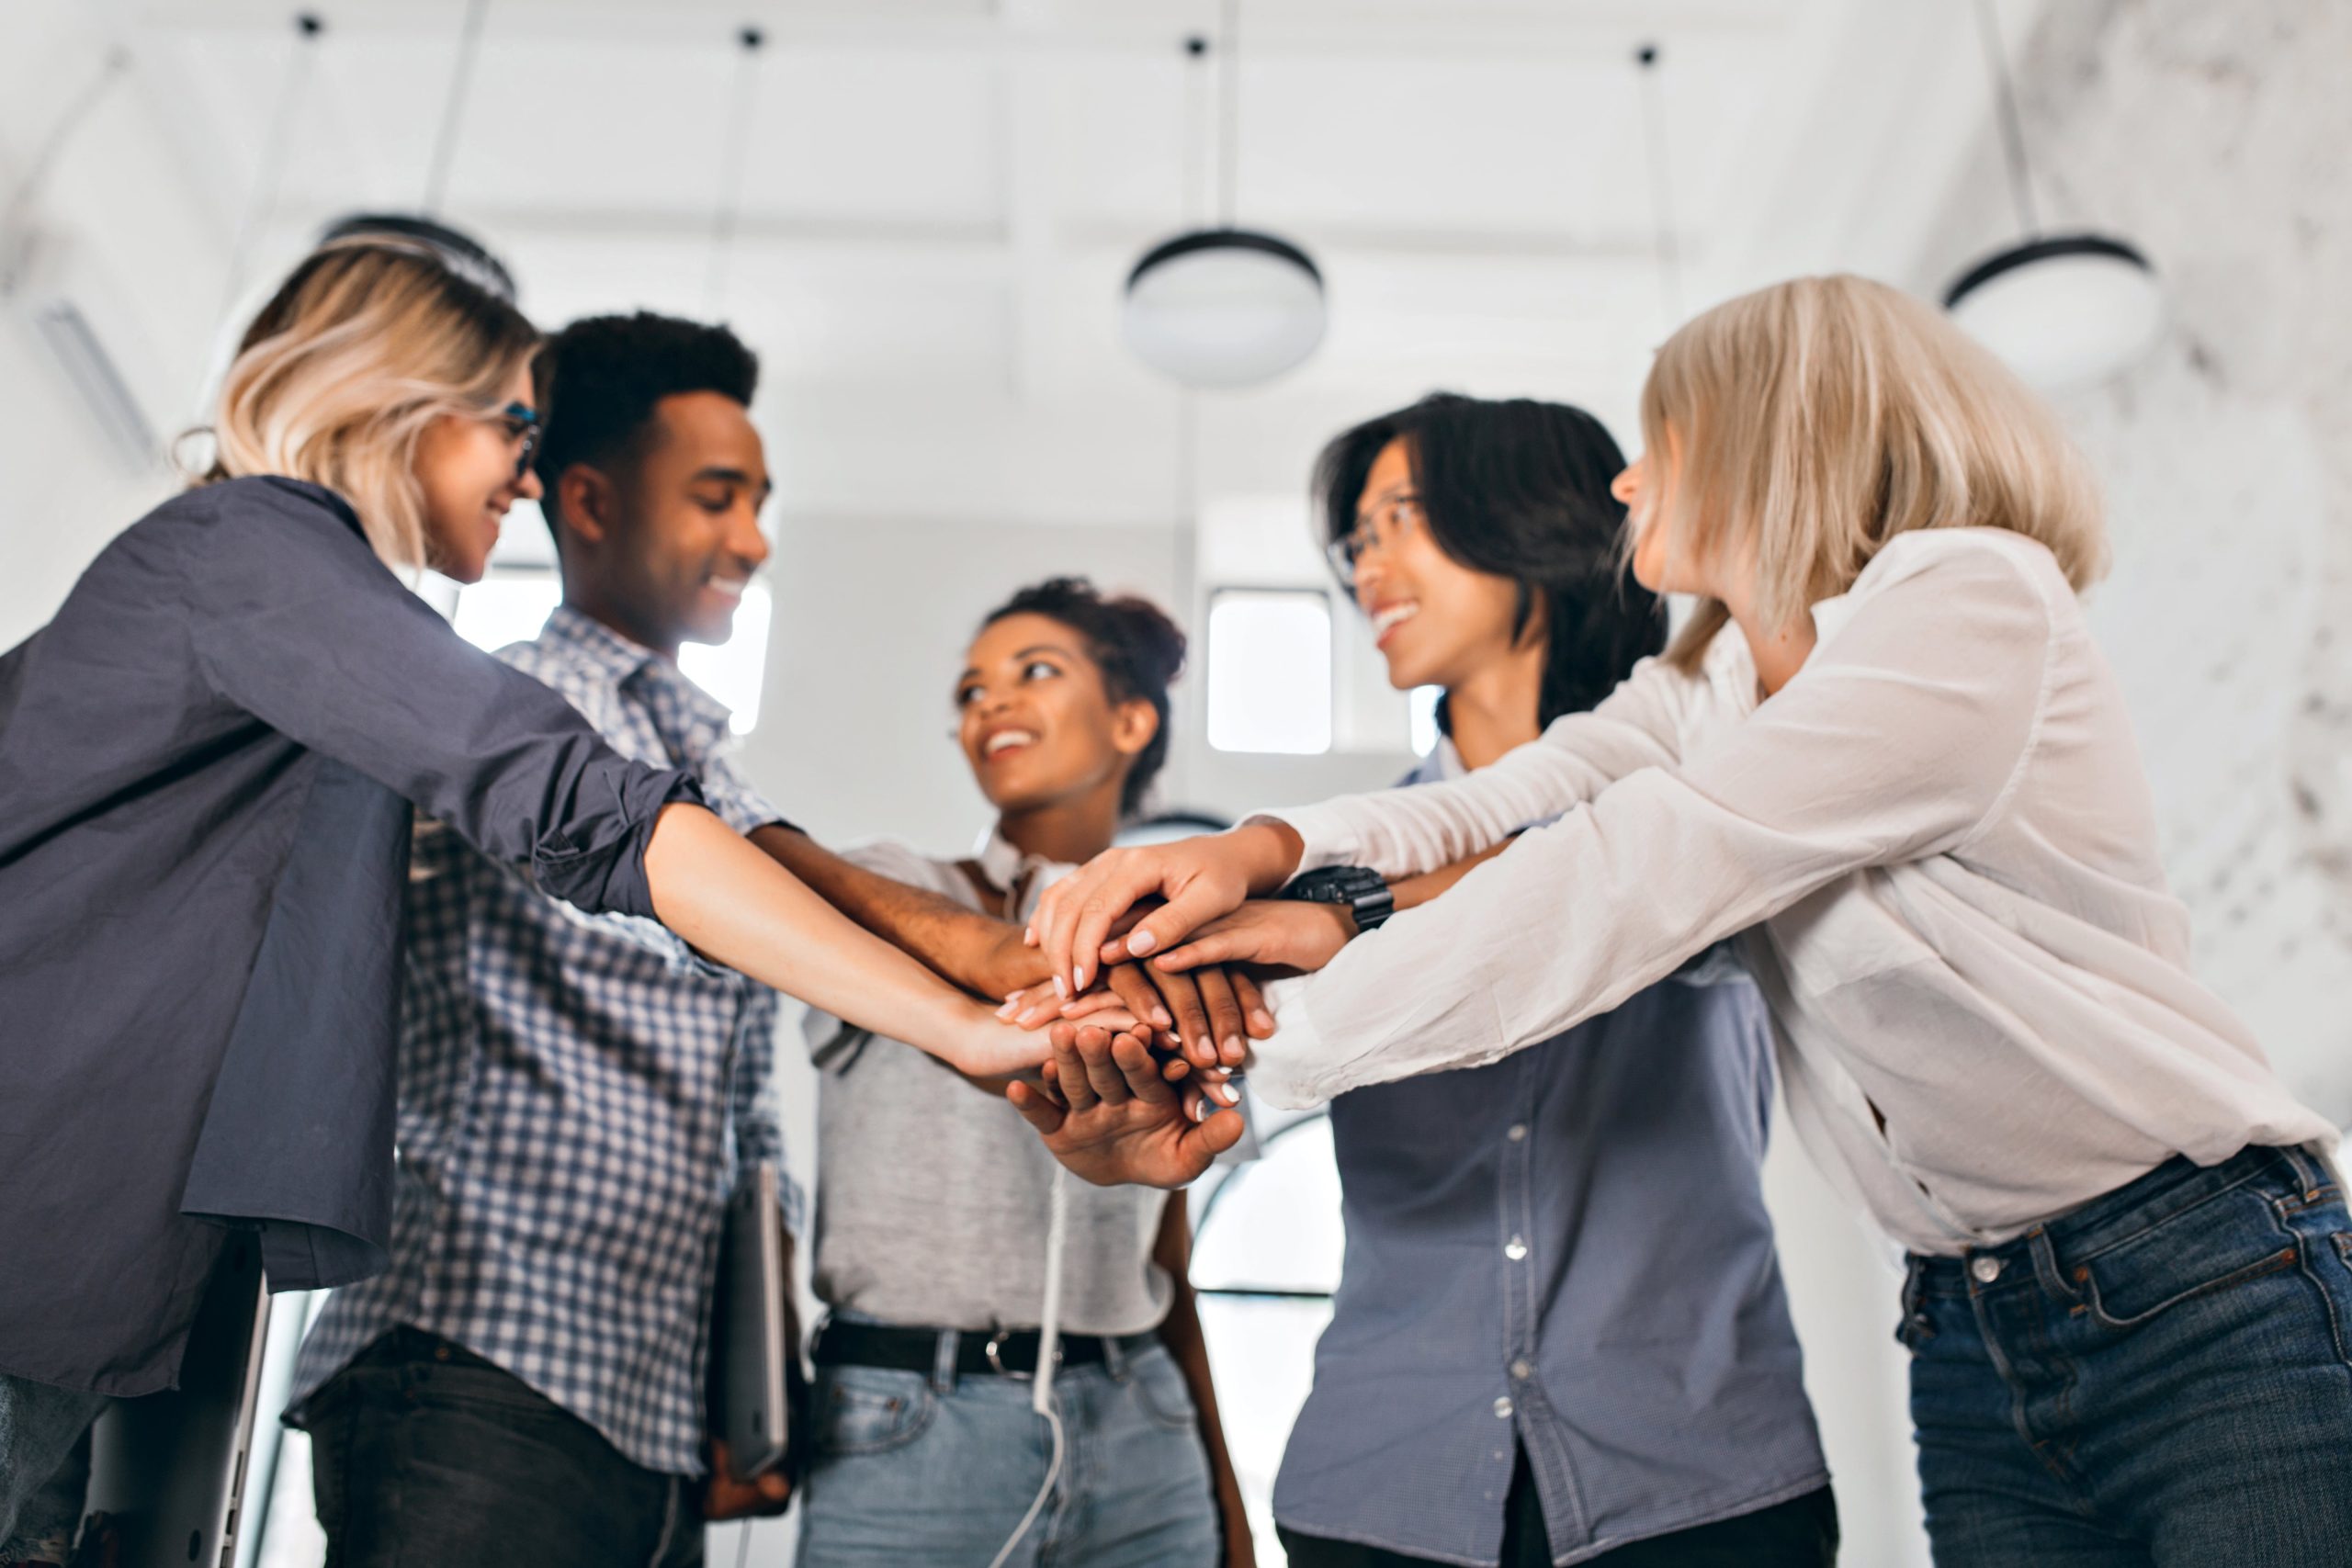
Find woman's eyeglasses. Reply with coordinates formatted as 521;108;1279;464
1326;492;1425;585
492;400;540;482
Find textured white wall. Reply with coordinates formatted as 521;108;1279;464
1917;0;2352;1126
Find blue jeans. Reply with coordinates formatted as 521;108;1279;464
1900;1144;2352;1567
796;1336;1219;1568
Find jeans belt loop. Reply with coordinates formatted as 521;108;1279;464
933;1326;961;1395
1102;1331;1129;1380
2030;1227;2080;1303
2278;1143;2326;1202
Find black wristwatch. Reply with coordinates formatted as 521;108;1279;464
1280;865;1396;933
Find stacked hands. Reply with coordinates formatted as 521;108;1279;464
989;822;1331;1188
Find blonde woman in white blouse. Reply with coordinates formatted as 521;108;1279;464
1015;276;2352;1567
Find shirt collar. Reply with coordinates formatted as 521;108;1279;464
1807;590;1863;647
970;827;1069;900
537;605;736;741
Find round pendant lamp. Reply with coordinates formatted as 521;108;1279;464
1123;5;1325;389
1942;0;2159;389
1943;234;2161;389
1125;227;1323;389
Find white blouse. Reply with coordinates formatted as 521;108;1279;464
1247;528;2336;1256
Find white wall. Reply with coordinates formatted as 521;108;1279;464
0;3;229;645
1911;0;2352;1126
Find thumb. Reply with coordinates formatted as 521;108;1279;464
1006;1080;1066;1135
1183;1107;1248;1166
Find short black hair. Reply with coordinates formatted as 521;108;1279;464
979;578;1187;819
1314;391;1664;730
532;311;759;541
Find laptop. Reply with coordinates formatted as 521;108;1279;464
708;1162;803;1484
84;1231;271;1567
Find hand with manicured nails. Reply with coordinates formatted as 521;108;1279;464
1023;822;1306;1003
1007;1022;1246;1190
998;960;1279;1069
1151;900;1356;977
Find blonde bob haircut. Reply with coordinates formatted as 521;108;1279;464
197;236;539;573
1640;273;2109;672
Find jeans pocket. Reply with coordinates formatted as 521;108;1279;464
403;1355;572;1429
814;1367;933;1457
2075;1185;2302;1331
1123;1347;1199;1434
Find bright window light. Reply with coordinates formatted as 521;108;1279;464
453;571;772;736
679;584;771;735
1206;589;1331;755
1408;685;1442;757
452;571;560;656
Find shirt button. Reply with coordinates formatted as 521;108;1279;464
1971;1255;2003;1284
1504;1236;1528;1261
1507;1123;1528;1143
1510;1359;1533;1381
1493;1396;1514;1420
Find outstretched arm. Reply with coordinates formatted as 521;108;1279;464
752;826;1045;998
647;805;1048;1079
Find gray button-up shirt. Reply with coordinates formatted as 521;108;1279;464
0;479;700;1397
1272;742;1826;1564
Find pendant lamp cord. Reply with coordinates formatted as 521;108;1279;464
1634;43;1682;327
219;13;322;321
1972;0;2041;237
423;0;491;214
707;25;764;315
0;45;133;295
1216;0;1240;228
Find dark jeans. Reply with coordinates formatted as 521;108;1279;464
1277;1449;1837;1567
1902;1144;2352;1567
301;1328;702;1568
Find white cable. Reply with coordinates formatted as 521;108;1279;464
987;1166;1071;1568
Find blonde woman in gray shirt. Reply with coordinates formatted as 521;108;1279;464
797;578;1253;1568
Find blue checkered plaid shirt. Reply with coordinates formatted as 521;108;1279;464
288;605;803;1476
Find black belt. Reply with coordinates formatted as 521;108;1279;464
812;1318;1159;1379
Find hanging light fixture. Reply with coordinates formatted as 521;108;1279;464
1123;1;1325;389
1942;0;2159;389
313;2;515;304
705;25;766;315
1634;41;1682;328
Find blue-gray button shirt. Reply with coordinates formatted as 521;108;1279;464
1272;742;1826;1565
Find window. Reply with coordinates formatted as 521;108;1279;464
1205;588;1332;754
450;570;560;657
451;570;772;735
1408;684;1442;757
1191;1106;1345;1553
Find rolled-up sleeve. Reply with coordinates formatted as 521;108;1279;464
176;482;703;919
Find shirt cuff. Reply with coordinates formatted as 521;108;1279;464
535;764;706;920
1241;975;1336;1111
1239;806;1359;876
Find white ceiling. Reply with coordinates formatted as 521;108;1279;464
23;0;2045;528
